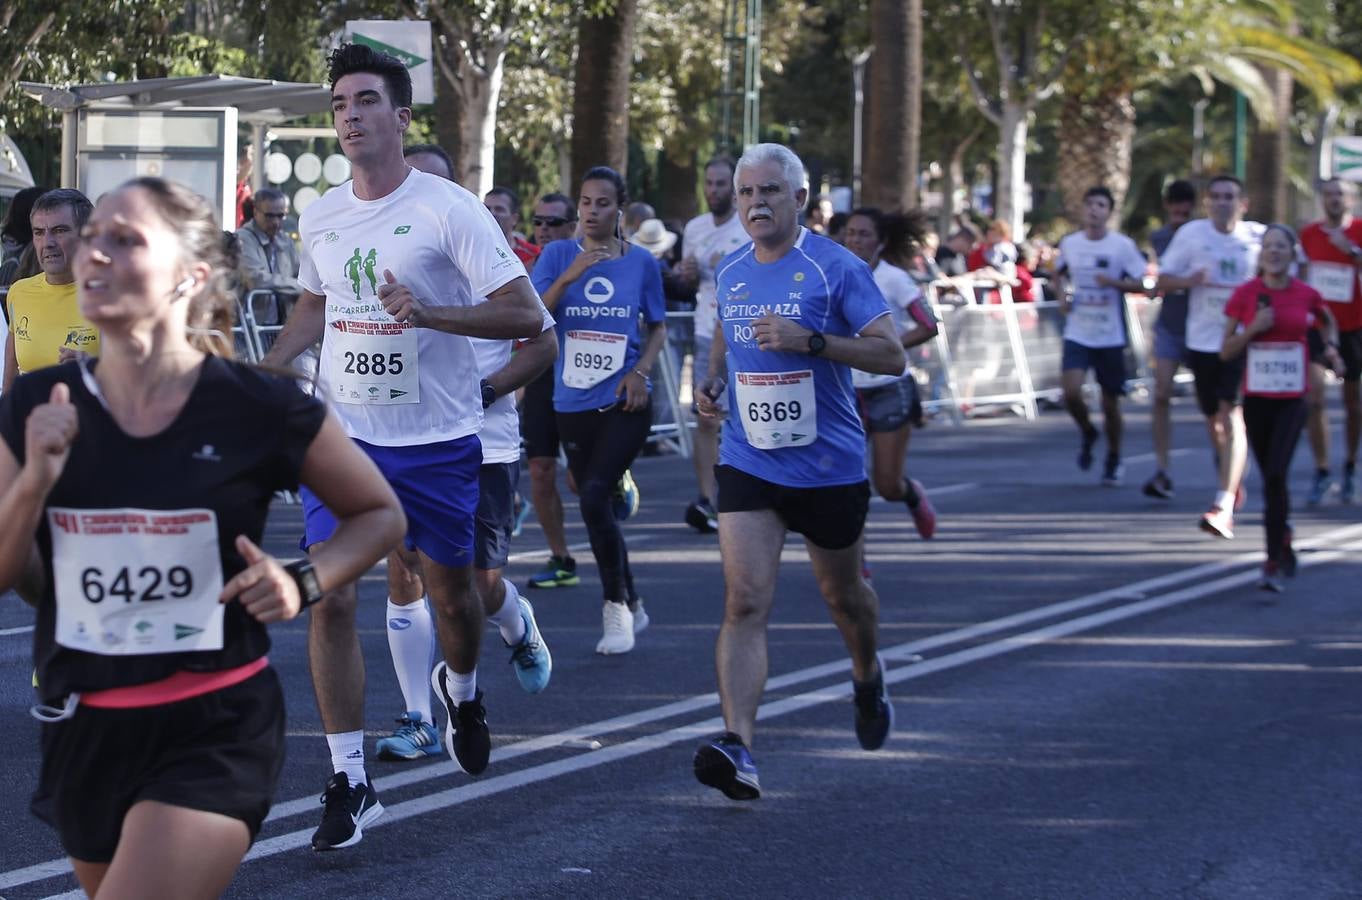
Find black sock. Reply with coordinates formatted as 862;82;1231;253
1347;461;1356;476
902;478;920;508
1317;467;1330;479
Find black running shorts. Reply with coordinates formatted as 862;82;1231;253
715;465;870;550
1185;349;1245;418
31;666;286;863
519;367;559;459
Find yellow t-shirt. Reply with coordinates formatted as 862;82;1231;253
7;274;99;374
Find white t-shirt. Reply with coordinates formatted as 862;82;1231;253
1159;218;1265;354
298;169;526;447
853;261;924;389
1056;230;1147;348
683;211;751;339
472;304;555;465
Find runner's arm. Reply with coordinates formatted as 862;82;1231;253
420;276;545;340
1155;271;1204;292
752;311;904;374
260;289;325;367
0;440;48;597
484;326;558;399
294;415;406;594
2;335;17;394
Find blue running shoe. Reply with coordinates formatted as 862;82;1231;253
1308;470;1333;505
694;731;761;800
510;492;532;537
507;597;552;694
612;469;640;521
375;711;442;761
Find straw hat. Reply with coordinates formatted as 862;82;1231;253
632;218;677;256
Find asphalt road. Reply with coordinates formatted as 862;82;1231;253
2;394;1360;899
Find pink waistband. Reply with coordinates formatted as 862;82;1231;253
81;657;269;709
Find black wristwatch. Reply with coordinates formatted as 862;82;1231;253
480;379;496;409
284;558;325;609
807;331;827;356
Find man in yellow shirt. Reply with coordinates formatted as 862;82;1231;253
3;189;97;393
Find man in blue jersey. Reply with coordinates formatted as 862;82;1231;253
691;143;906;800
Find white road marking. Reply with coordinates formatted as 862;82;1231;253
11;521;1362;894
1121;448;1195;466
870;481;978;503
0;624;33;637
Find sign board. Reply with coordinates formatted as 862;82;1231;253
1327;136;1362;183
345;20;434;105
77;107;236;227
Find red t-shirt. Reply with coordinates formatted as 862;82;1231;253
1225;277;1326;399
513;236;541;269
1300;220;1362;332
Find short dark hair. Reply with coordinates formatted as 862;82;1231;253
32;188;93;229
1208;173;1244;193
1083;186;1115;208
486;186;520;210
704;155;736;178
849;207;885;239
580;165;627;207
328;42;413;109
538;192;576;221
403;143;454;180
253;187;287;206
1164;179;1196;204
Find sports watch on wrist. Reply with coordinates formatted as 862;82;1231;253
284;558;324;609
807;331;827;356
480;379;496;409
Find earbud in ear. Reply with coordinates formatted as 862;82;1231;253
174;276;195;296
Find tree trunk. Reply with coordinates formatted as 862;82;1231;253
457;47;507;198
656;149;699;223
996;101;1027;235
940;126;981;238
570;0;638;188
1247;63;1294;223
1056;88;1137;225
864;0;922;212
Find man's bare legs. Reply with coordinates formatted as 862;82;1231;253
528;456;570;560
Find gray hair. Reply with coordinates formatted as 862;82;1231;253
32;188;94;229
734;143;808;193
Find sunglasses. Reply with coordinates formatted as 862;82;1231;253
533;216;571;227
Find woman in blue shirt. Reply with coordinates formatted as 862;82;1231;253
531;166;667;655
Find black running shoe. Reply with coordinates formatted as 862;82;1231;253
1142;470;1174;499
853;657;895;750
1077;426;1099;471
432;662;491;775
311;772;384;851
684;497;719;533
694;731;761;800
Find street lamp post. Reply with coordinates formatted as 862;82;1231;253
852;48;872;207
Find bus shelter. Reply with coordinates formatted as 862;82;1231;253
20;75;331;225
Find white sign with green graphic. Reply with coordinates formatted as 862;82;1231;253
345;20;434;105
1329;136;1362;183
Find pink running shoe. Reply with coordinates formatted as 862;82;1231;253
908;478;936;539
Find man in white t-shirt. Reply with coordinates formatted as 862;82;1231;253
261;44;545;852
1054;186;1149;486
676;156;751;532
1156;173;1264;539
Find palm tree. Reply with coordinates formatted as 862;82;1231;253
1053;0;1361;226
863;0;922;212
570;0;638;185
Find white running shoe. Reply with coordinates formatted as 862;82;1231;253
596;602;635;654
630;600;650;635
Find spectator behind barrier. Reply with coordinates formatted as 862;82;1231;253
236;186;301;297
1;186;49;288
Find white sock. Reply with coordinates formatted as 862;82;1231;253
327;730;367;785
446;667;477;703
486;577;527;646
1215;489;1236;510
386;597;435;723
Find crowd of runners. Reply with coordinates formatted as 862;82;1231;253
1;40;1360;895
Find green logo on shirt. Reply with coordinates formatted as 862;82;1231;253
1219;257;1238;281
343;247;380;301
394;225;411;235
